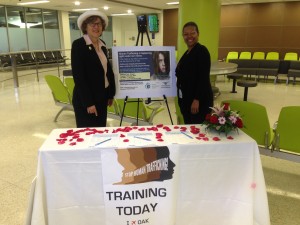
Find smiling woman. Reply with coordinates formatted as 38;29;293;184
71;10;116;128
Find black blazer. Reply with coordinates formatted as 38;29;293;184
71;37;116;108
176;43;213;107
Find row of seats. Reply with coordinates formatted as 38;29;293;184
229;59;300;84
220;100;300;154
0;50;67;69
226;51;299;62
44;75;165;125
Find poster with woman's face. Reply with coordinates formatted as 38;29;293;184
112;46;176;99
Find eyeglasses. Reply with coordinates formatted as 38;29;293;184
88;22;102;28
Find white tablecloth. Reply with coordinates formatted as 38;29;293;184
29;125;270;225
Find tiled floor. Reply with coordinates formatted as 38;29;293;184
0;68;300;225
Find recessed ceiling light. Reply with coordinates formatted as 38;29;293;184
17;0;49;6
166;2;179;5
74;1;80;6
103;6;109;10
127;9;132;14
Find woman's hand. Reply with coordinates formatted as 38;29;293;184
107;99;114;107
191;99;199;114
87;105;98;116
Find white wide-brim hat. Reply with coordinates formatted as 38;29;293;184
77;10;108;30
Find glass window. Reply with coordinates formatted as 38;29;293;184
6;6;27;51
43;9;60;49
0;6;9;53
26;8;45;50
69;12;81;44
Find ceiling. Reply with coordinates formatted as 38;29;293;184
1;0;299;16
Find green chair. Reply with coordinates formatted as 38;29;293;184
222;100;273;148
174;96;184;125
284;52;298;61
273;106;300;154
252;52;265;60
239;51;252;59
64;77;75;98
115;98;165;125
44;75;73;122
266;52;279;60
225;51;239;62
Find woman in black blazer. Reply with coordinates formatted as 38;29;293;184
71;10;116;127
176;21;213;124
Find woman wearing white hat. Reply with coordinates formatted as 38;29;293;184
71;10;116;127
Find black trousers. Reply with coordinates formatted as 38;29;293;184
74;103;108;128
178;97;211;124
73;89;109;128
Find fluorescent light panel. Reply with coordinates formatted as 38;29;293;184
111;13;134;16
167;2;179;5
72;8;98;12
18;0;49;6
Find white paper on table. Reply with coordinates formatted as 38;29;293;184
89;133;120;148
126;132;155;146
163;131;199;144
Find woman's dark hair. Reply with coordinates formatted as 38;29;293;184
81;16;106;34
182;21;199;34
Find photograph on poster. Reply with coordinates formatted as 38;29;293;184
151;51;170;81
112;46;176;99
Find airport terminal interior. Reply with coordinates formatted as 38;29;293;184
0;66;300;225
1;0;300;225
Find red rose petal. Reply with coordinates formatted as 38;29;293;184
59;133;68;138
120;134;125;138
123;139;129;142
69;142;76;146
77;138;84;142
227;136;234;140
202;137;209;141
174;126;179;129
190;129;200;134
180;127;187;131
157;139;164;142
156;132;163;137
213;137;221;141
138;128;145;131
156;124;164;128
199;133;206;137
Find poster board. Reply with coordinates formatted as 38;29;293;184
112;46;176;99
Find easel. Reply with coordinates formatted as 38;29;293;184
119;18;173;126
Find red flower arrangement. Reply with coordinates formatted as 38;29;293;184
203;103;243;135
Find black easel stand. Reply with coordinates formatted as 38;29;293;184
136;30;151;47
120;96;142;126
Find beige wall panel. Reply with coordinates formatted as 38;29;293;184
281;27;300;49
163;9;178;49
219;27;247;47
283;2;300;26
246;26;282;47
248;3;284;26
221;4;249;27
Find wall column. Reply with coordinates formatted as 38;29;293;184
177;0;221;61
58;11;71;58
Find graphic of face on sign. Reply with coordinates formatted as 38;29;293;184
114;146;175;185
